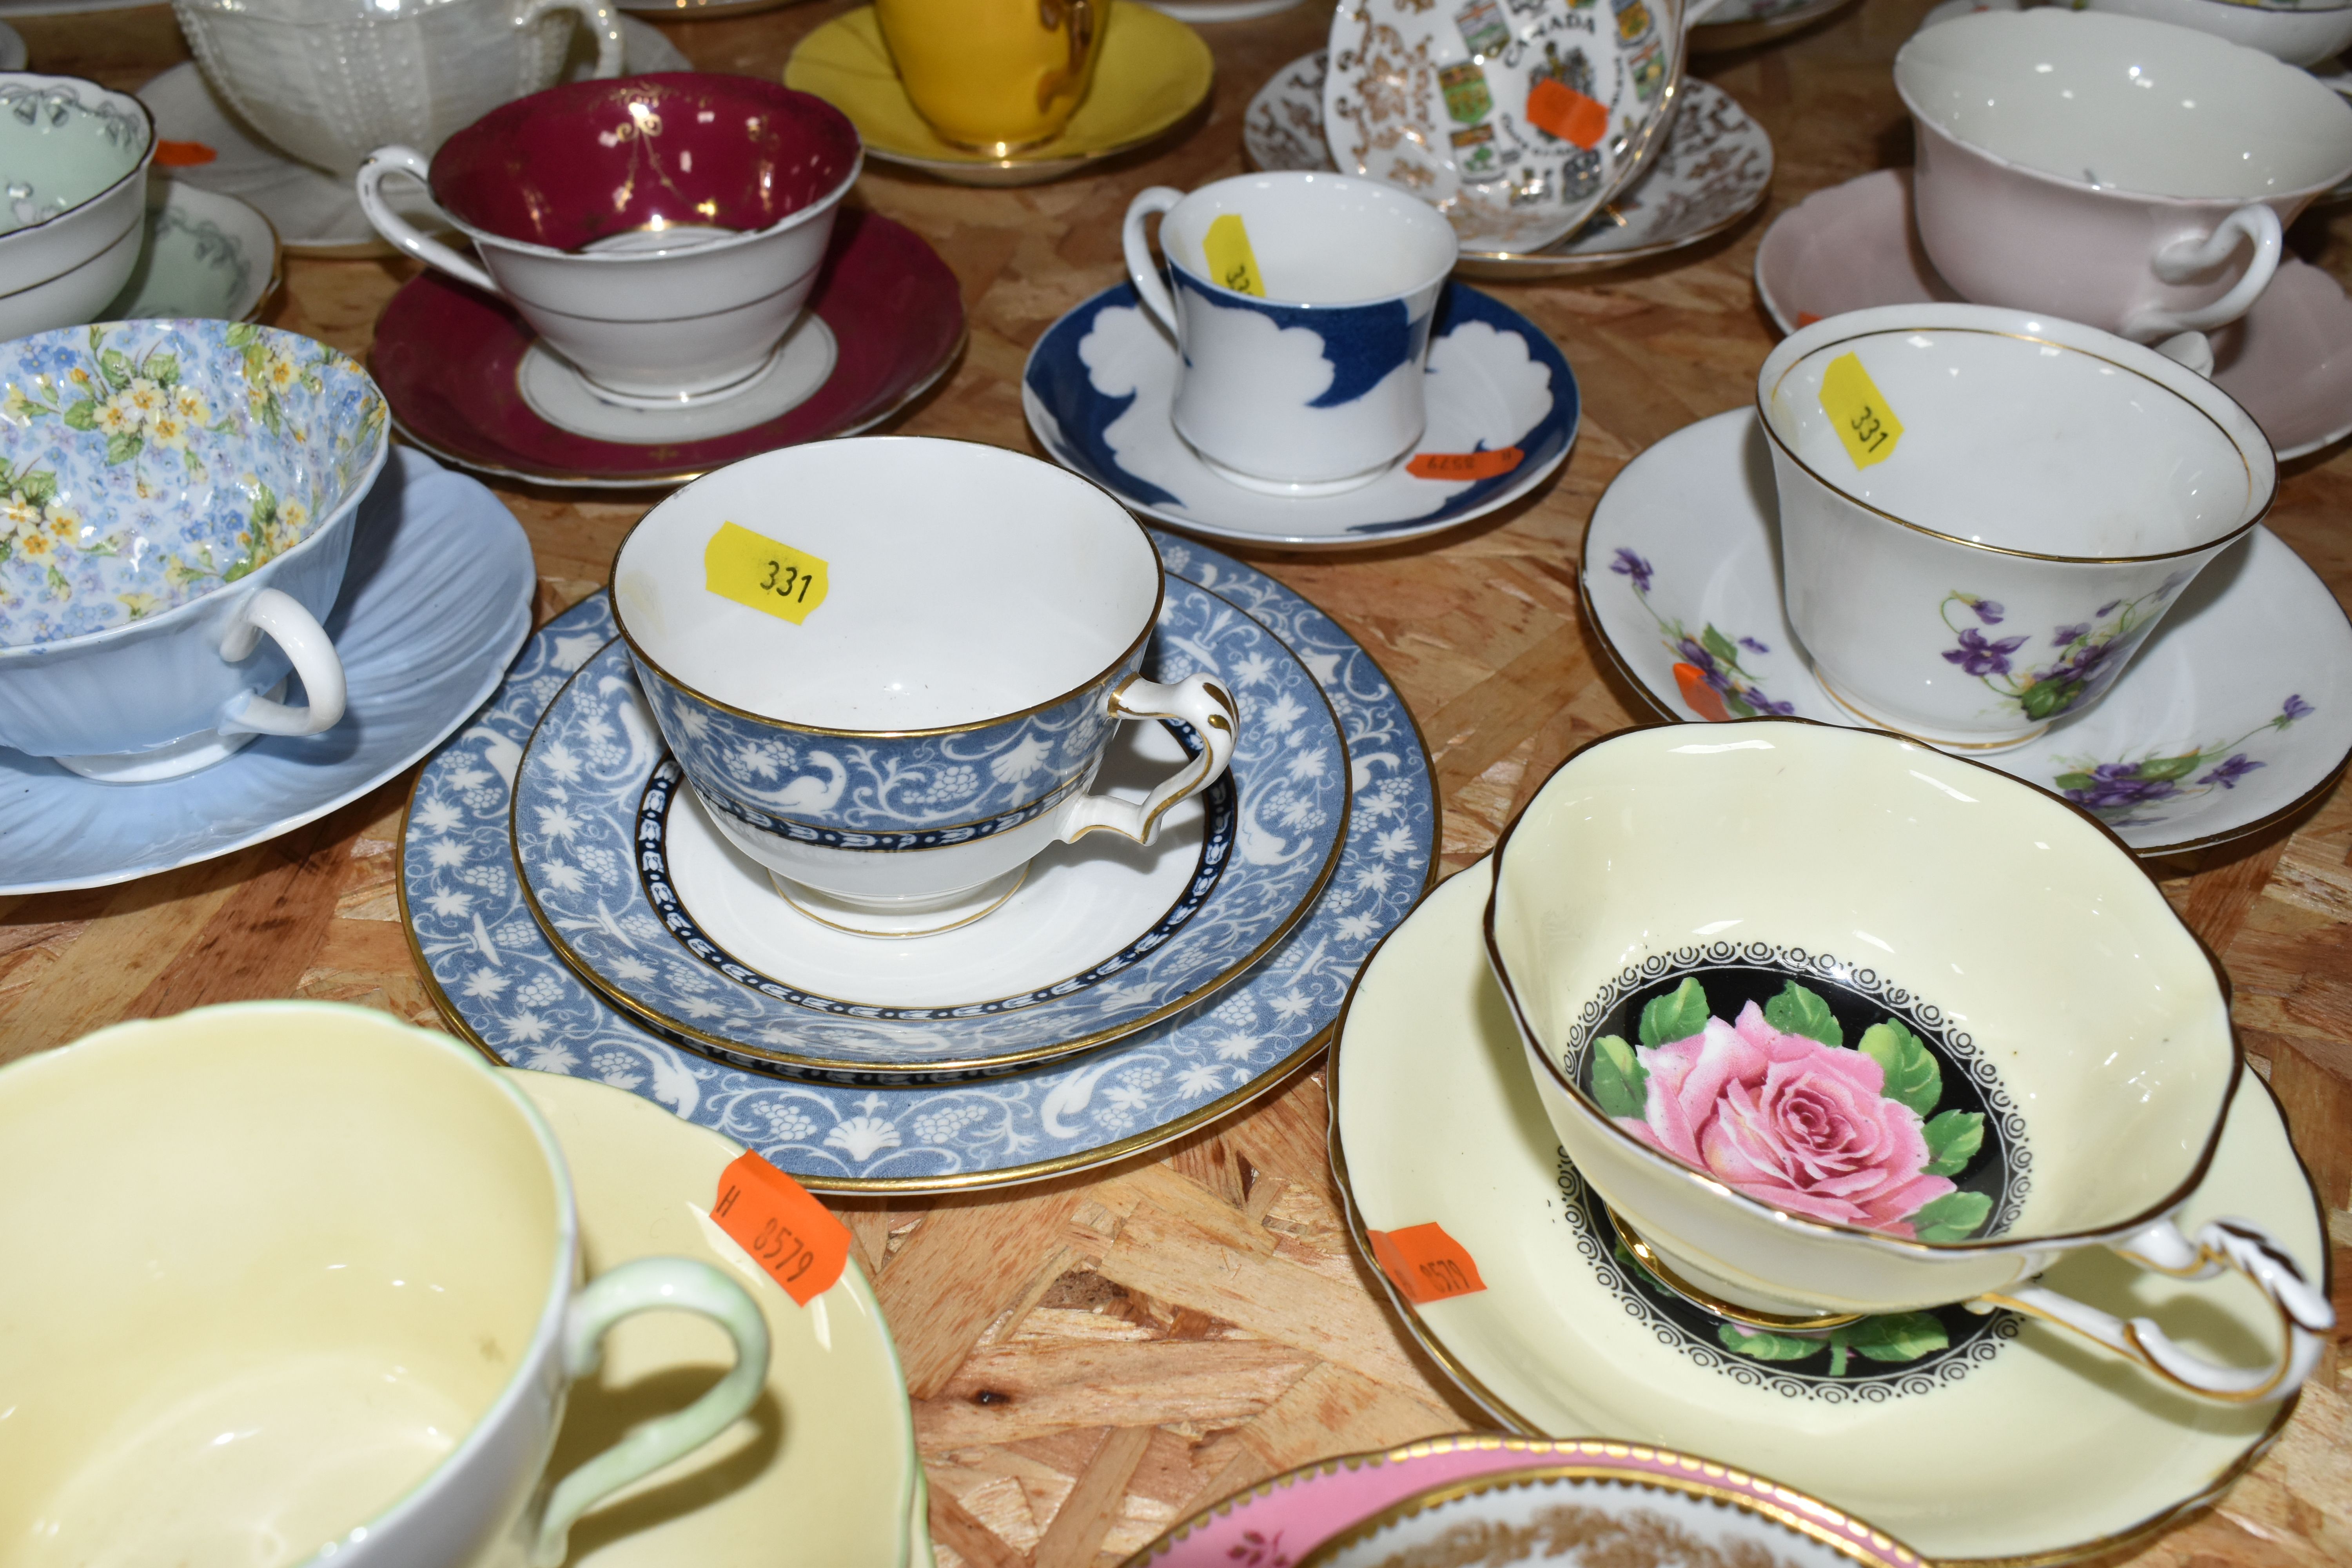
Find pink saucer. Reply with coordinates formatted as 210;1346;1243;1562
372;209;965;487
1755;168;2352;461
1129;1437;1918;1568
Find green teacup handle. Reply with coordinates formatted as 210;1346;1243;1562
528;1256;773;1568
1062;673;1241;848
1971;1214;2332;1404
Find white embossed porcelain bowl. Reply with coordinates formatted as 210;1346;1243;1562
0;318;388;778
0;74;156;338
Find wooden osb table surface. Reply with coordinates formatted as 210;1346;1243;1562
6;2;2352;1563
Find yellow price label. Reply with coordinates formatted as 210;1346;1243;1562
1203;213;1267;298
1818;351;1903;470
704;522;829;625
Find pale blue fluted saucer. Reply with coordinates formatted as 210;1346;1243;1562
0;446;535;892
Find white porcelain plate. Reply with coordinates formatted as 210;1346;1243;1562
1330;858;2325;1565
505;1069;922;1568
1024;280;1578;548
135;20;691;257
1247;53;1773;277
104;177;278;323
1581;410;2352;855
510;578;1348;1081
0;447;534;895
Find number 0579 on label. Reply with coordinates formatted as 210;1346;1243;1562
704;522;831;625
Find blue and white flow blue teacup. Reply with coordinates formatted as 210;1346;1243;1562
611;437;1242;938
1121;172;1457;495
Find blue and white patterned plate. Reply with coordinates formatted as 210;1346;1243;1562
1581;410;2352;857
400;534;1437;1191
1023;280;1577;550
0;446;534;893
510;577;1350;1080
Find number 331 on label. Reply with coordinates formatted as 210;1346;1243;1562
704;521;831;625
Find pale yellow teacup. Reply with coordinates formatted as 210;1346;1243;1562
873;0;1104;152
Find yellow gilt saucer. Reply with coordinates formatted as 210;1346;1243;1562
784;1;1214;186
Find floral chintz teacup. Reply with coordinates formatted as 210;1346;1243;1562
1486;720;2332;1406
0;319;387;781
612;437;1241;938
1122;172;1458;495
1757;305;2273;751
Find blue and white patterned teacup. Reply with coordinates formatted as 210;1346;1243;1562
1122;172;1458;495
0;319;388;780
611;437;1242;938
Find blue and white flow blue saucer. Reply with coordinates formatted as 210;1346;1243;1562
0;448;535;894
1024;280;1578;550
401;535;1437;1192
510;577;1350;1082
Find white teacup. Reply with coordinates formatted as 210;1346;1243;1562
1121;172;1457;495
1896;8;2352;344
358;74;862;406
172;0;622;181
2082;0;2352;69
0;1002;770;1568
1487;720;2333;1405
612;437;1242;937
1755;304;2272;751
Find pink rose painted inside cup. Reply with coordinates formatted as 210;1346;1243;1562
1590;973;1994;1241
355;73;862;406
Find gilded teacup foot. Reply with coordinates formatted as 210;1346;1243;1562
1815;667;2052;754
768;864;1029;938
1606;1210;1863;1336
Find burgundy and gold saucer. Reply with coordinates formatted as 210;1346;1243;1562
371;209;965;488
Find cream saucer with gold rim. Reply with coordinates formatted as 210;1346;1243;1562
503;1069;920;1567
1328;858;2327;1565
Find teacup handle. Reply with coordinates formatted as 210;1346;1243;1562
1061;673;1240;847
529;1256;773;1568
522;0;623;80
2122;204;2283;342
217;587;347;737
1121;185;1184;337
1970;1214;2332;1404
355;145;501;295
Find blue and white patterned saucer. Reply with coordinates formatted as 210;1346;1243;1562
1582;410;2352;857
0;447;533;893
510;577;1350;1080
1023;280;1577;550
400;534;1437;1191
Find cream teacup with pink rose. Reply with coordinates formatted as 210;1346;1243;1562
1484;719;2332;1405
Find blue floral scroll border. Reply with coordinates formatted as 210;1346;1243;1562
511;579;1347;1075
399;532;1437;1191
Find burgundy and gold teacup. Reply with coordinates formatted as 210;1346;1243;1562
356;74;861;406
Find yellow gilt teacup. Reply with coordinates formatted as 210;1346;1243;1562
873;0;1105;153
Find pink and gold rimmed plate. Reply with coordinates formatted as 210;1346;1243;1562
370;209;964;489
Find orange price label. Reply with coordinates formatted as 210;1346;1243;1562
154;139;218;167
711;1151;851;1307
1406;446;1523;481
1367;1223;1486;1305
1524;79;1609;151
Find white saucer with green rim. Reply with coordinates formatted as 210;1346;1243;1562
1579;409;2352;857
503;1068;923;1568
104;177;278;323
1329;858;2326;1566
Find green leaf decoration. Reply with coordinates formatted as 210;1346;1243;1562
20;469;56;508
1590;1034;1648;1118
1638;978;1709;1048
1843;1311;1949;1363
2134;753;2201;783
98;348;131;390
147;354;179;387
61;399;96;432
222;557;254;583
1726;692;1756;719
44;562;68;599
258;398;283;437
1717;1324;1820;1362
1907;1190;1993;1243
1921;1110;1985;1177
2018;679;2082;721
1859;1019;1939;1115
225;322;259;348
1763;981;1841;1046
1701;625;1740;666
103;430;142;465
0;539;13;565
